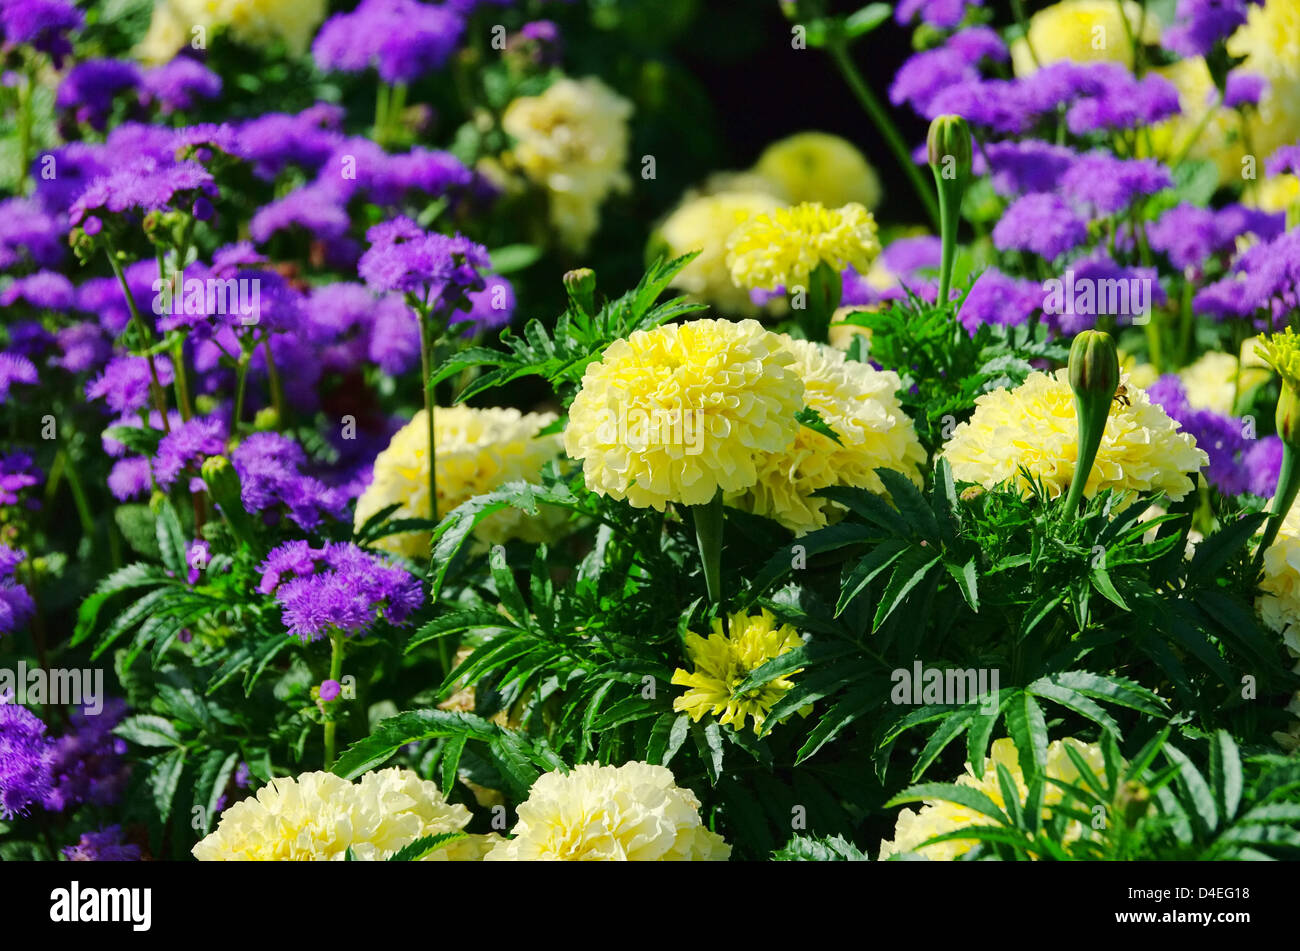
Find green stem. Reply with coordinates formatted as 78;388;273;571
1063;396;1111;515
323;632;346;771
693;491;726;626
373;82;391;145
16;61;34;196
262;336;284;422
1256;444;1300;575
104;242;170;433
419;314;440;528
933;170;961;308
827;39;941;231
231;346;251;438
1010;0;1041;69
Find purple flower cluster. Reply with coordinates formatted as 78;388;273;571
44;698;131;812
69;159;217;231
62;825;142;862
86;355;175;414
957;268;1045;333
0;352;38;404
55;59;140;130
312;0;465;83
894;0;981;29
0;546;36;635
141;57;222;114
0;700;51;818
1195;228;1300;325
0;452;41;507
1060;153;1172;217
359;216;489;305
257;541;424;641
0;0;83;63
231;432;349;530
1165;0;1264;58
890;27;1006;116
1148;203;1284;271
993;193;1089;261
0;198;64;271
152;416;227;491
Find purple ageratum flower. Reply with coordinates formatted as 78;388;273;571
0;452;41;506
0;352;38;404
186;540;210;584
258;541;424;641
86;355;175;414
1164;0;1262;58
881;236;942;277
152;415;226;490
1146;375;1249;495
1235;228;1300;322
44;698;131;812
0;270;76;311
895;0;982;28
62;825;141;861
1149;202;1284;271
890;27;1005;115
33;142;108;214
313;0;465;83
0;700;51;817
250;183;352;245
4;322;52;360
359;216;489;303
0;198;64;271
1223;71;1267;108
984;140;1077;197
1245;435;1282;497
55;59;141;131
107;456;151;501
319;679;342;702
363;146;475;206
0;545;36;635
1065;69;1181;134
230;432;348;530
993;193;1089;261
1266;143;1300;176
77;261;157;337
234;103;344;180
957;267;1044;333
0;0;83;63
459;275;515;337
69;159;217;229
54;322;110;374
141;57;221;114
368;294;421;374
1061;153;1172;217
1043;255;1167;335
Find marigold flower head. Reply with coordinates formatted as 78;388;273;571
484;762;730;861
139;0;325;63
753;132;882;210
1256;328;1300;389
353;405;563;559
879;737;1105;860
192;768;494;861
1259;497;1300;656
1227;0;1300;161
941;370;1207;502
671;608;805;735
725;201;881;292
1010;0;1158;76
725;337;926;534
563;318;803;510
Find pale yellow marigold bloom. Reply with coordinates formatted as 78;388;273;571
671;607;806;735
1010;0;1160;75
654;189;785;314
563;318;804;510
353;405;563;559
1248;174;1300;226
829;306;875;353
1118;350;1159;390
1227;0;1300;163
1148;58;1246;186
138;0;325;62
726;201;881;292
941;370;1207;502
879;737;1106;860
1180;351;1266;415
192;768;495;861
1258;498;1300;656
484;762;731;861
753;132;882;211
502;77;632;253
726;337;926;535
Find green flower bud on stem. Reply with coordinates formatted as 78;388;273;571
802;260;842;343
1062;330;1120;514
1252;331;1300;571
692;490;728;635
563;267;597;317
926;114;971;312
201;455;257;545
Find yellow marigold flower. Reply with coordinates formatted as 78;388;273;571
1258;499;1300;656
1147;58;1245;186
725;201;881;292
484;762;731;861
1248;174;1300;225
725;337;926;535
753;132;882;211
1227;0;1300;162
942;370;1207;502
653;189;785;314
138;0;325;62
1255;328;1300;388
192;768;496;861
829;306;874;352
563;318;804;510
353;405;563;559
879;737;1106;860
501;77;632;253
1011;0;1160;75
671;608;805;734
1118;350;1159;390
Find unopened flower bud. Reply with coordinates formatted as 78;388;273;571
563;267;597;316
926;114;972;181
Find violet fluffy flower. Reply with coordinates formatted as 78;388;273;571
0;0;83;63
69;159;217;228
258;541;424;641
1065;69;1181;134
0;352;38;404
107;457;152;501
0;546;36;635
993;193;1089;260
54;322;111;374
1223;71;1267;108
86;355;174;414
44;699;131;812
1043;255;1167;335
152;415;226;490
890;27;1005;115
142;57;222;113
234;103;344;180
0;452;41;507
1061;153;1172;216
0;198;64;271
231;432;349;530
250;183;351;244
984;141;1077;197
313;0;465;83
1244;436;1282;497
0;699;51;817
957;267;1044;333
1164;0;1262;58
459;274;515;337
62;825;141;862
359;216;489;304
895;0;981;28
1148;202;1284;271
0;270;76;311
1196;228;1300;324
55;59;141;131
1146;375;1250;495
1266;143;1300;177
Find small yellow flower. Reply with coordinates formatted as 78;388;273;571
726;336;927;535
753;132;882;210
563;318;804;510
1256;328;1300;389
139;0;325;62
726;201;881;292
941;370;1207;502
484;762;731;861
671;608;805;734
353;405;563;559
1010;0;1160;75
